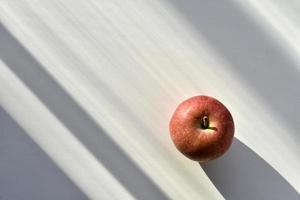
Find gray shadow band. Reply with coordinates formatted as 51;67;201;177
0;23;169;200
201;139;299;200
0;107;89;200
167;0;300;133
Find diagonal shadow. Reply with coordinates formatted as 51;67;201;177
201;138;299;200
167;0;300;134
0;23;169;200
0;107;88;200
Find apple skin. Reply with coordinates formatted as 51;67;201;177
169;96;234;162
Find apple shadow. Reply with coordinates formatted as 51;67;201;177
200;138;299;200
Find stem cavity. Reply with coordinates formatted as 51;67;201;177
201;116;209;129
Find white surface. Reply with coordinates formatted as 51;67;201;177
0;0;299;199
0;61;134;200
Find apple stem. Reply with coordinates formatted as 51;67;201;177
201;116;209;129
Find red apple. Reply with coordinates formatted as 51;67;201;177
169;96;234;162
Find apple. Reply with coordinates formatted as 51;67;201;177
169;96;234;162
